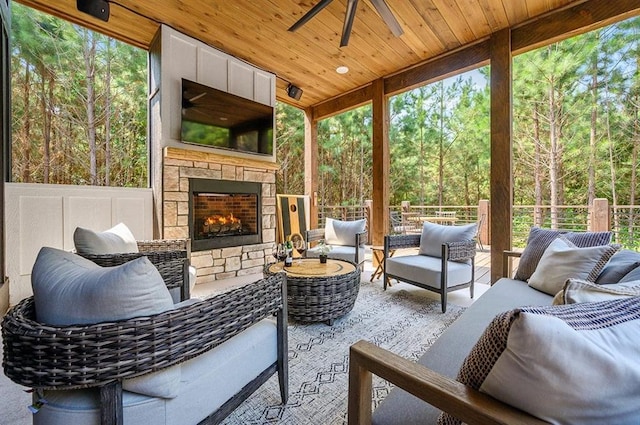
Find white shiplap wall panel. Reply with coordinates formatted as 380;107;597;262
5;183;153;306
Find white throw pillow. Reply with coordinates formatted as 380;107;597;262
31;247;180;398
439;298;640;425
324;218;366;246
553;278;640;305
418;221;477;258
74;222;139;255
527;236;619;296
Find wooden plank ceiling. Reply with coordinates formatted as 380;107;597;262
14;0;630;109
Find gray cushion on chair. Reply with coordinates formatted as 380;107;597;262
324;218;365;246
74;222;139;255
31;247;180;399
386;255;472;289
32;247;174;325
307;245;364;264
418;222;477;258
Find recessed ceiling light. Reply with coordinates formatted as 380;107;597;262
336;66;349;74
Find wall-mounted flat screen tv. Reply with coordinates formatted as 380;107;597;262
181;79;274;156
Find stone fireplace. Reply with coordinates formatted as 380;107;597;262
163;147;277;284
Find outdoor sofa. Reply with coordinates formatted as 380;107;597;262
349;227;640;424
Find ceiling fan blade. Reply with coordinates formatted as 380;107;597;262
340;0;359;47
288;0;335;32
369;0;403;37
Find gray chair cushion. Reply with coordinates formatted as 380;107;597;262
418;222;476;258
73;223;139;255
386;255;472;289
31;247;179;399
595;249;640;284
307;245;364;263
324;218;365;246
32;247;174;325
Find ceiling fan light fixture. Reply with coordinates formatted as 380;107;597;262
336;66;349;74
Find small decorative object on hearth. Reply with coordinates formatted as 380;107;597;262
317;239;332;264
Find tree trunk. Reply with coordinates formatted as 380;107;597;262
630;90;638;242
105;39;112;186
533;104;543;227
605;81;619;239
438;81;444;207
22;63;31;182
549;75;560;229
587;51;598;209
83;29;98;185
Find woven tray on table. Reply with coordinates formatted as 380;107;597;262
2;273;285;390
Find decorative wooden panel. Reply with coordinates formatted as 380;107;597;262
276;194;310;243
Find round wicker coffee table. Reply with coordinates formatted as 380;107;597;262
266;258;361;325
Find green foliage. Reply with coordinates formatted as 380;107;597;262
10;3;148;187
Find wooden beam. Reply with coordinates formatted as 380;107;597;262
304;108;319;230
312;85;373;121
384;39;491;96
512;0;640;55
489;28;512;284
371;79;389;247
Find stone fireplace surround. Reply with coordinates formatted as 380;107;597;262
163;147;278;285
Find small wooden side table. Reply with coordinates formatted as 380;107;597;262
370;245;395;287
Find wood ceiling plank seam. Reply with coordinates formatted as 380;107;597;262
430;0;479;44
453;0;494;38
524;0;551;19
388;2;447;58
476;0;510;32
502;0;529;26
352;1;423;62
265;0;399;83
408;0;461;51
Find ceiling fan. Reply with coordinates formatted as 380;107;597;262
288;0;404;47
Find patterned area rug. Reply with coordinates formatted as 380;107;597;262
221;280;466;425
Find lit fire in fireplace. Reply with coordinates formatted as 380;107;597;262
202;213;242;234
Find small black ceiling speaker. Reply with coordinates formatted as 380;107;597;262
77;0;110;22
287;84;303;101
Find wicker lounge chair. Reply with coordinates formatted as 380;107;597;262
78;238;192;301
2;272;288;425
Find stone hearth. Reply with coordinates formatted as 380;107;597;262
163;147;278;284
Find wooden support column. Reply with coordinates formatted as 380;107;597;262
371;78;390;248
304;108;319;229
591;198;610;232
490;28;512;284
